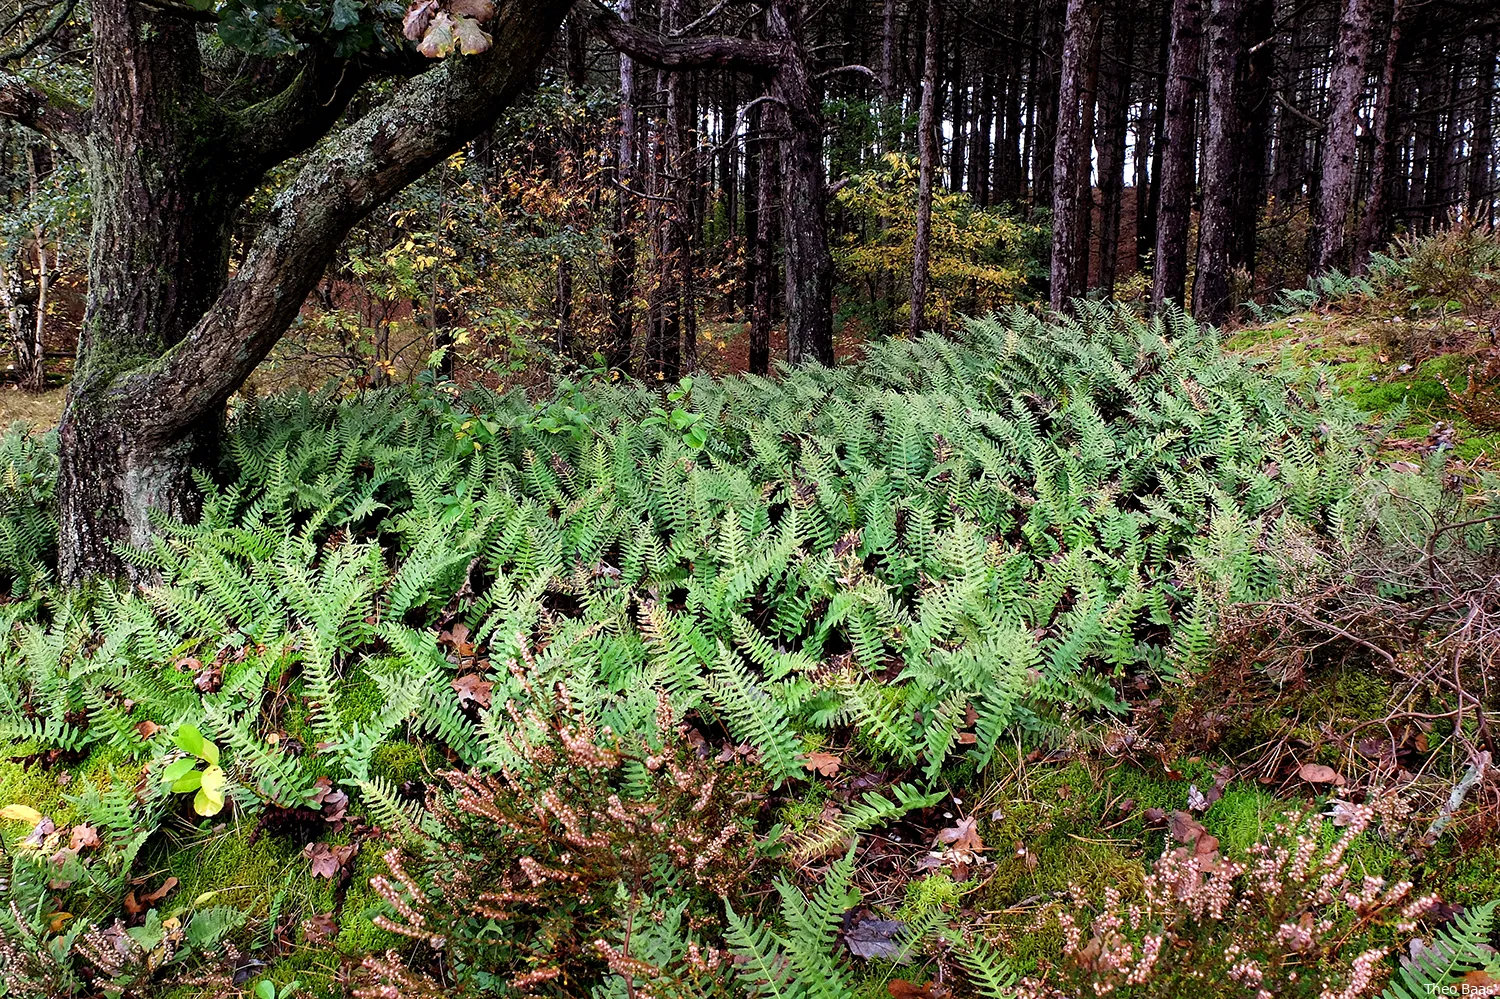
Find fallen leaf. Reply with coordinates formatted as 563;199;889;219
21;817;56;848
301;912;339;944
1143;807;1167;825
933;816;984;854
69;824;100;851
804;751;841;777
47;911;72;933
1168;810;1219;858
141;876;178;904
888;981;938;999
845;917;909;961
305;842;358;880
451;673;494;709
1297;763;1345;785
135;721;161;740
0;804;44;824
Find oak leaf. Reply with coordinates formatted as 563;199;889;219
803;751;841;777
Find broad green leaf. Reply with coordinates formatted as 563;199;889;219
171;770;204;794
160;758;197;783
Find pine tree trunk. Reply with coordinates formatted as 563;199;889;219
1051;0;1093;310
1193;0;1245;323
1231;0;1273;276
950;26;967;191
1152;0;1203;311
1312;0;1376;273
1467;31;1496;220
1095;6;1132;296
911;0;941;335
1074;11;1102;290
609;4;640;373
1355;0;1405;268
751;102;777;375
770;0;835;365
42;0;572;582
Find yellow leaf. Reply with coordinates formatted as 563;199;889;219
0;804;43;824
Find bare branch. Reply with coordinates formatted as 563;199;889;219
0;0;79;63
587;0;783;73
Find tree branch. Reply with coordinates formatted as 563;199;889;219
124;2;577;438
0;71;87;157
228;52;373;177
587;0;783;73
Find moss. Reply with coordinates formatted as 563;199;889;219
368;740;426;785
333;846;402;957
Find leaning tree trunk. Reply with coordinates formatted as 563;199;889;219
1311;0;1376;274
1193;0;1245;324
1152;0;1203;312
11;0;574;583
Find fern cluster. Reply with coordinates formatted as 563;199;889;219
0;306;1378;810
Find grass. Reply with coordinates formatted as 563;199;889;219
1227;305;1500;466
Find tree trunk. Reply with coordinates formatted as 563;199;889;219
1467;31;1496;221
609;4;640;372
1355;0;1405;268
950;25;967;191
1074;10;1102;290
1193;0;1245;324
1051;0;1094;310
1311;0;1376;274
1231;0;1273;277
1095;6;1132;296
911;0;941;336
751;101;777;375
770;0;835;366
39;0;573;582
1152;0;1203;311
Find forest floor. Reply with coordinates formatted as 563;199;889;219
2;286;1498;998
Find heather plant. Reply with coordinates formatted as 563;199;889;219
1012;803;1480;999
355;680;770;998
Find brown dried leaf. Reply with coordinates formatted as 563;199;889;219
305;842;358;880
301;912;339;944
451;15;492;55
68;824;100;851
447;0;495;18
933;816;983;854
1168;810;1219;858
452;673;494;709
417;10;456;57
135;721;161;740
803;751;841;777
402;0;438;39
888;982;939;999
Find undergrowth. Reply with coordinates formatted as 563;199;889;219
0;302;1495;997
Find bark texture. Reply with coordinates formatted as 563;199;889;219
1312;0;1377;272
1193;0;1246;323
1152;0;1204;311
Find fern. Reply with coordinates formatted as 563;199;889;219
1382;901;1500;999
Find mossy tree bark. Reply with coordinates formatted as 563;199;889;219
0;0;575;583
